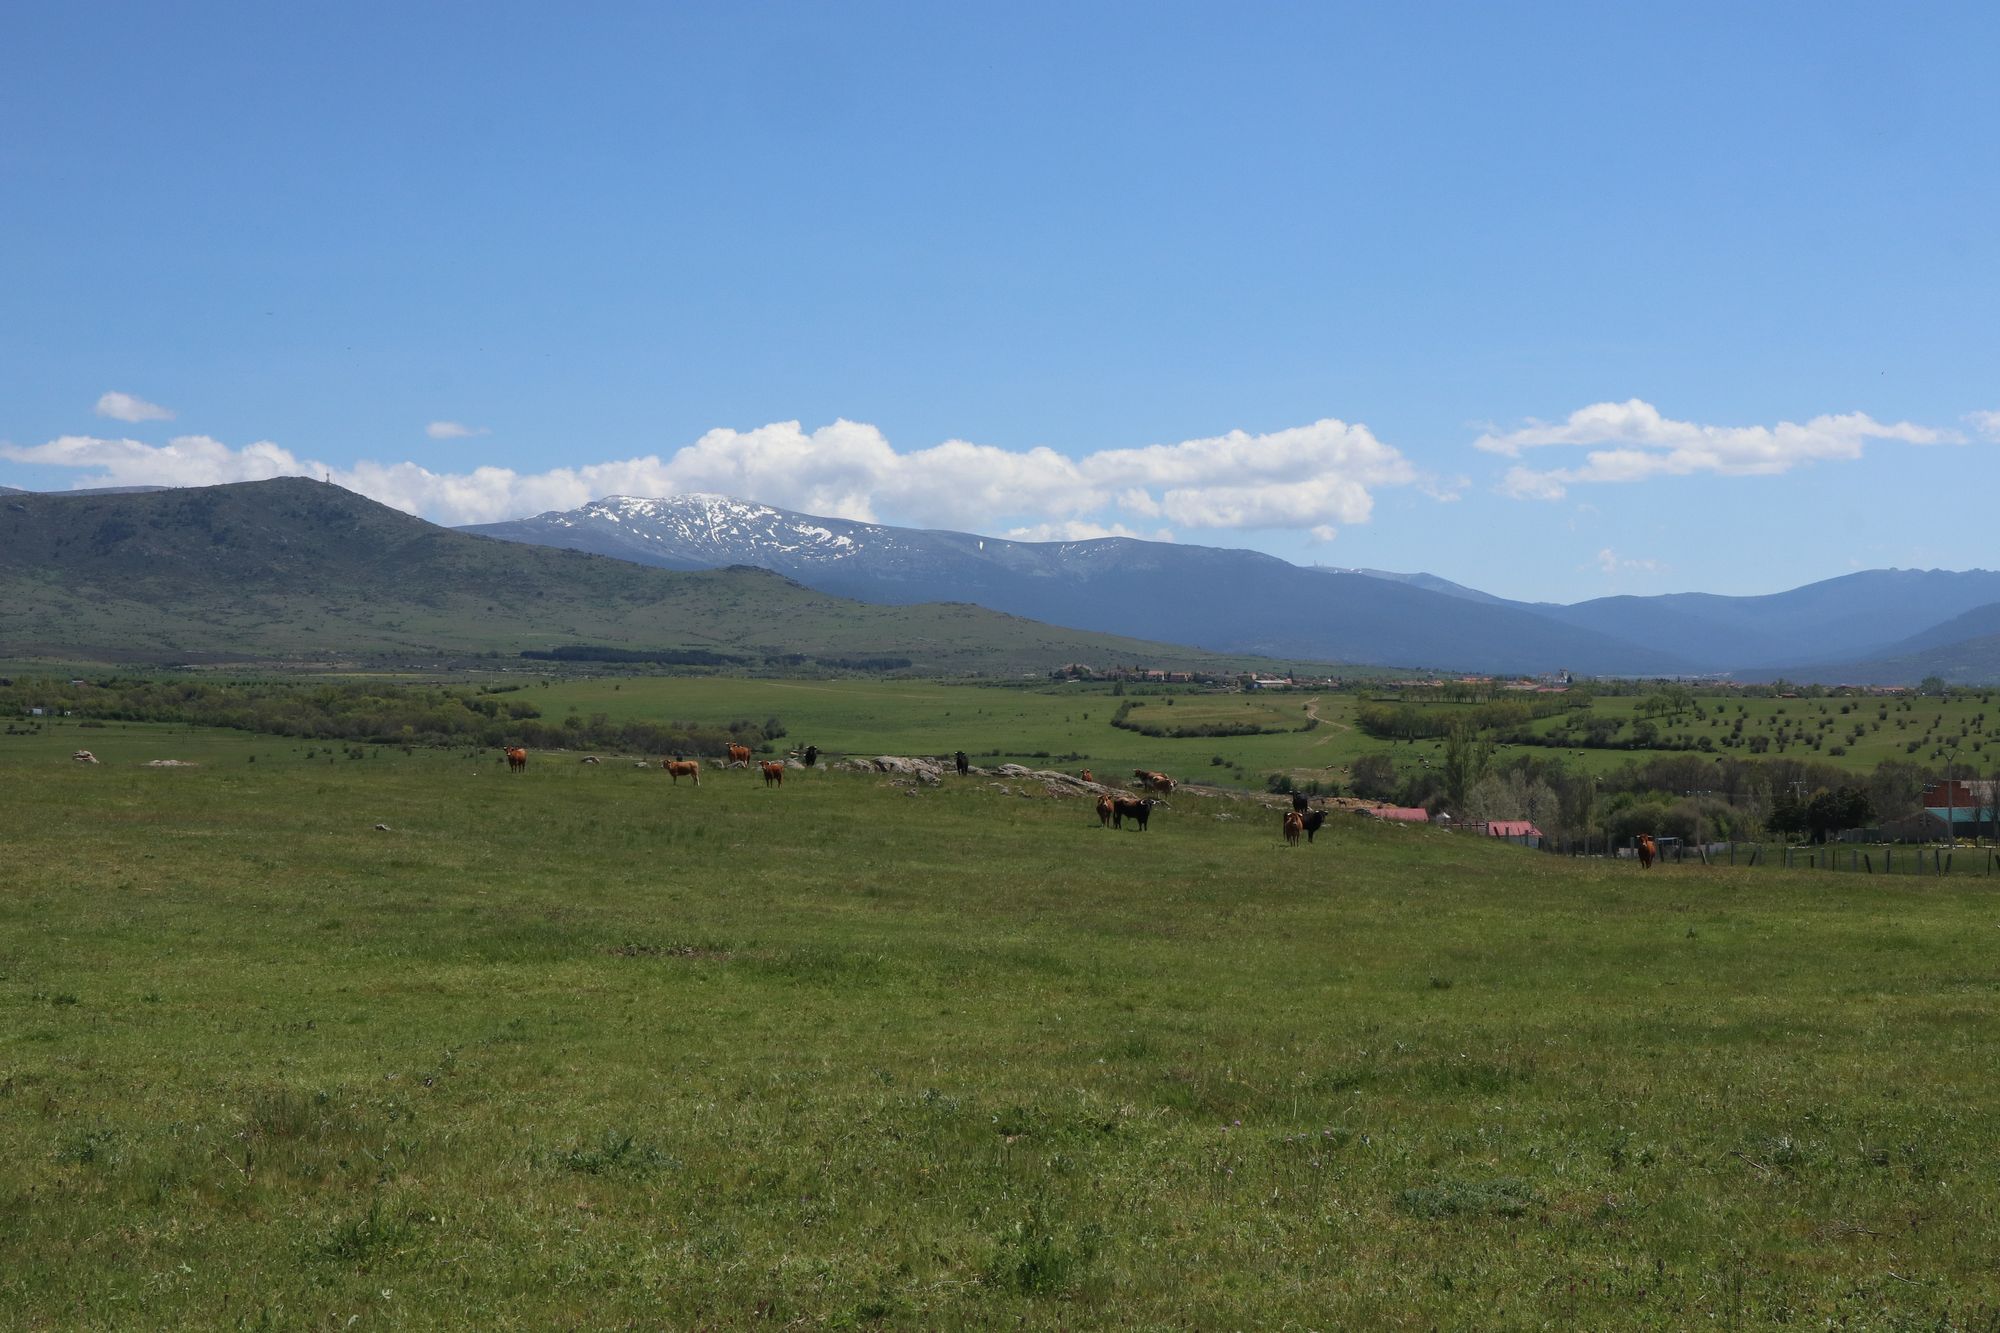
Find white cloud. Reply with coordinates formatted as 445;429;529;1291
1498;467;1569;501
1591;547;1666;576
1967;410;2000;441
1480;398;1958;499
1;415;1433;536
94;392;175;424
426;421;489;440
1002;519;1173;543
1;434;307;487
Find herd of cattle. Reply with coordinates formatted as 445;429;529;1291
495;744;1357;846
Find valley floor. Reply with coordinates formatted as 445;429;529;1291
4;724;1999;1328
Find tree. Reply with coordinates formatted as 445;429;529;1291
1350;752;1399;800
1868;759;1928;822
1803;786;1873;843
1440;721;1494;815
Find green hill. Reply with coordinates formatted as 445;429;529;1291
0;478;1316;674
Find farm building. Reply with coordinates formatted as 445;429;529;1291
1475;820;1544;848
1882;810;1953;843
1921;780;1998;838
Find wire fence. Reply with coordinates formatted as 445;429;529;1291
1545;835;2000;878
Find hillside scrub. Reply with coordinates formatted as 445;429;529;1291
0;676;779;756
1111;697;1317;740
1355;696;1572;741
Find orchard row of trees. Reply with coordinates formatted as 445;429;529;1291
1354;697;1574;742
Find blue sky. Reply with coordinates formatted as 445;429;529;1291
4;2;1995;602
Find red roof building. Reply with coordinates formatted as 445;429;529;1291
1478;820;1544;847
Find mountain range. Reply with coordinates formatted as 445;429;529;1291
4;479;1996;682
0;479;1289;674
462;496;1693;676
464;493;2000;682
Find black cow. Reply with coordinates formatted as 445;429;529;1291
1291;791;1310;813
1302;809;1328;843
954;750;969;776
1112;796;1156;831
803;744;819;767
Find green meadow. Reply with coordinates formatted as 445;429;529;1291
526;675;1368;789
1519;690;2000;772
509;675;2000;791
5;718;2000;1328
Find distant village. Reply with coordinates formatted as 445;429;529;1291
1047;663;1577;691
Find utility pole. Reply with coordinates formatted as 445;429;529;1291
1944;747;1959;849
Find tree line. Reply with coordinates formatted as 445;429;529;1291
1344;731;1951;845
0;676;781;757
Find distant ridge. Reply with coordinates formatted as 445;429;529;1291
1308;566;1514;607
462;493;2000;683
8;479;1995;681
1;484;170;496
1739;601;2000;685
0;478;1292;673
1530;569;2000;672
464;494;1698;676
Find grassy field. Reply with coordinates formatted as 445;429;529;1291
519;675;2000;790
12;670;1996;801
1515;691;1999;772
6;720;2000;1328
522;676;1364;790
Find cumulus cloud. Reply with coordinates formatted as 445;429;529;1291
1;434;308;488
1;415;1434;536
1967;409;2000;441
426;420;489;440
94;392;174;423
1480;398;1957;500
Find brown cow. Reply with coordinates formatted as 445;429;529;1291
1283;810;1304;845
1637;834;1657;869
726;743;752;767
505;747;527;772
1096;794;1117;828
1133;769;1176;795
1081;768;1093;784
663;759;701;785
760;760;785;787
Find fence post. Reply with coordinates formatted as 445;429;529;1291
1866;854;1874;874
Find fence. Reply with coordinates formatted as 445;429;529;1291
1546;835;2000;878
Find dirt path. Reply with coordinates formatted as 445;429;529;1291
1303;695;1352;746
